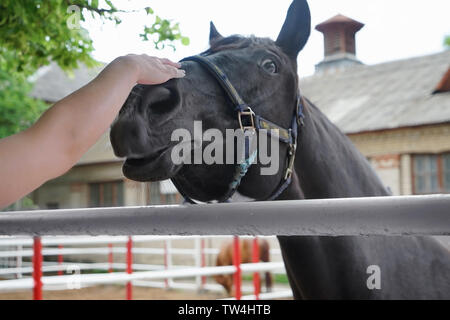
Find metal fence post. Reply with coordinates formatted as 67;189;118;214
32;236;43;300
194;237;202;290
108;243;113;273
252;237;260;300
16;244;22;279
233;236;242;300
126;236;133;300
201;238;206;288
57;244;63;276
2;195;449;236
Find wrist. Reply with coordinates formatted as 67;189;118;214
112;55;140;83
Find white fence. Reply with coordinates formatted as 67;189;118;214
1;194;449;300
0;235;292;300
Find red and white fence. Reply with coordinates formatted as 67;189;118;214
2;195;448;300
0;235;292;300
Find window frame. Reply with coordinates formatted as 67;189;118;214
88;180;124;207
146;182;181;205
411;153;450;195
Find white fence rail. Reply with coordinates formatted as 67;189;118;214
1;195;449;236
0;235;290;300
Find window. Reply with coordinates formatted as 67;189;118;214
46;202;59;210
444;154;450;192
89;181;124;207
413;154;450;194
146;180;181;205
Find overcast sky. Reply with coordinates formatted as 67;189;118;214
85;0;450;77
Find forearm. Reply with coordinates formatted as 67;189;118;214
0;55;183;208
0;58;138;208
32;57;139;169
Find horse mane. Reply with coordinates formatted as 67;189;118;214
203;35;276;55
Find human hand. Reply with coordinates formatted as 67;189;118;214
120;54;185;85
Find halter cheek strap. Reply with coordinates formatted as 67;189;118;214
175;55;305;203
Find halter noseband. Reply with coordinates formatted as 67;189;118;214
172;55;305;203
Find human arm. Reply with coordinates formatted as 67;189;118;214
0;55;184;208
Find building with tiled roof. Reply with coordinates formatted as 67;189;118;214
302;51;450;134
303;15;450;196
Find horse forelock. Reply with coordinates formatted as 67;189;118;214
203;35;277;55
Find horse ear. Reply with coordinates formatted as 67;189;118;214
276;0;311;59
209;21;223;44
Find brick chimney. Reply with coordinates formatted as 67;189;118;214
433;68;450;94
315;14;365;73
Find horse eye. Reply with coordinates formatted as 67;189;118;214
262;59;278;74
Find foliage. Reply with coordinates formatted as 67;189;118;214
445;35;450;48
2;196;39;211
0;0;189;138
0;0;189;76
0;70;48;138
140;8;190;50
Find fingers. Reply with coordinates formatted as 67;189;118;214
164;64;185;78
123;54;186;84
174;68;186;78
159;58;182;69
145;55;185;78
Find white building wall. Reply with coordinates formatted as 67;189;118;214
370;155;401;195
124;179;147;206
399;154;413;195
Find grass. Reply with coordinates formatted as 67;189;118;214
242;273;289;284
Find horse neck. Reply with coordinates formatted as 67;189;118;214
292;100;389;199
276;100;391;299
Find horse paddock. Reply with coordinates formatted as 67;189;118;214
0;285;224;300
0;235;291;300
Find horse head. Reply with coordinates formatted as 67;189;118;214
110;0;311;202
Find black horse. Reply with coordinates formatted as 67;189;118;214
110;0;450;299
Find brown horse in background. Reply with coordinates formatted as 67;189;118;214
214;239;273;296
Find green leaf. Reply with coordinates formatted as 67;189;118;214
445;35;450;48
181;36;190;46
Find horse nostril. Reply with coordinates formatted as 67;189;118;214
129;126;147;145
110;118;149;158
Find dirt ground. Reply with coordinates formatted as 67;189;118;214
0;285;226;300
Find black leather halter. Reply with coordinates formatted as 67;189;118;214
172;55;305;203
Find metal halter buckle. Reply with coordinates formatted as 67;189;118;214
284;143;297;180
238;107;256;131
